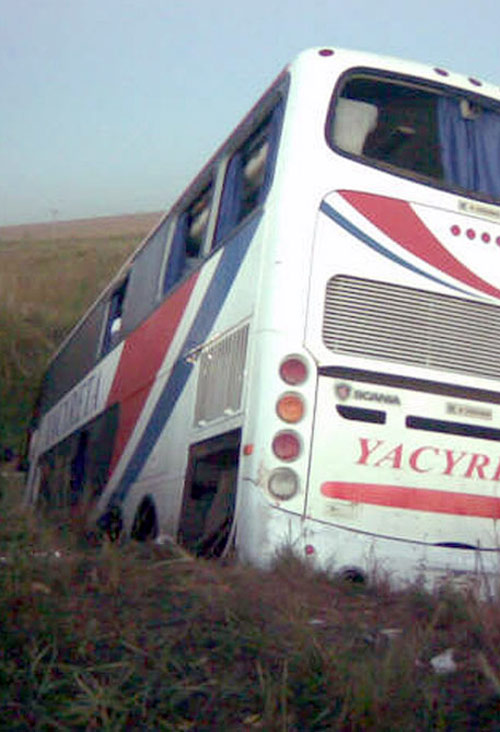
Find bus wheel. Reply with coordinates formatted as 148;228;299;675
97;504;123;542
131;497;158;542
340;567;366;584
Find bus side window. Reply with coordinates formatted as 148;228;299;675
122;217;170;335
101;276;129;356
37;404;119;512
214;103;282;245
162;184;212;296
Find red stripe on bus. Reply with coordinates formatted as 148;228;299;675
320;481;500;518
339;191;500;302
106;273;199;472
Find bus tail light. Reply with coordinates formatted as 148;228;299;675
272;431;301;461
268;467;299;500
279;356;308;385
276;393;304;423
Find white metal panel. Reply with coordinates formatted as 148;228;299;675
194;324;249;424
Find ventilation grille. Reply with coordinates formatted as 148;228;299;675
323;276;500;380
195;325;249;424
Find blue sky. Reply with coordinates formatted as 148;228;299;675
2;0;500;226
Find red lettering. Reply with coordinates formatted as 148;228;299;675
465;453;490;479
491;459;500;482
357;438;384;466
443;450;468;476
355;439;496;481
374;444;403;469
409;446;439;473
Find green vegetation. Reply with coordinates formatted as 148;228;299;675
0;232;141;451
1;475;500;730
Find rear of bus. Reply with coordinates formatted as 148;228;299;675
241;49;500;590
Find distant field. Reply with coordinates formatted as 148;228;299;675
0;211;162;242
0;211;161;451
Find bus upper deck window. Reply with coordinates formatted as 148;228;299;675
240;135;270;216
161;184;213;296
101;277;129;355
331;75;500;202
214;102;282;245
331;78;443;180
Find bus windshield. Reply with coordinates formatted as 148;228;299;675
328;72;500;204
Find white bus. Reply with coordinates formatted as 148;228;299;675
26;48;500;588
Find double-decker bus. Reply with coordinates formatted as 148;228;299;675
26;48;500;588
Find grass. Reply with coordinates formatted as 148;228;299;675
0;231;142;451
2;474;500;730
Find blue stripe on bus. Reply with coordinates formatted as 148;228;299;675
108;217;260;506
320;200;468;295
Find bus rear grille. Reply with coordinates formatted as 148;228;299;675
194;324;249;425
323;276;500;381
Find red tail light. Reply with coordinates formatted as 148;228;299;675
272;431;301;461
279;357;307;385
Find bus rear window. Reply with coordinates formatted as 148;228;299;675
328;74;500;203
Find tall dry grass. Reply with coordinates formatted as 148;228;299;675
2;473;500;730
0;234;142;449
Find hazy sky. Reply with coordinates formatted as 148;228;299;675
2;0;500;226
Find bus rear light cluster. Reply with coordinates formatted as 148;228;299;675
272;431;301;461
269;355;309;499
268;467;299;500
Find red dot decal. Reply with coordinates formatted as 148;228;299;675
451;225;461;236
482;232;491;243
466;229;476;240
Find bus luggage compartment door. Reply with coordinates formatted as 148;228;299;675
177;429;241;558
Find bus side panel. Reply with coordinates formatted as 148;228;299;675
96;215;264;538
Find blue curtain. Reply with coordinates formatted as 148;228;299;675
438;97;500;198
214;153;242;244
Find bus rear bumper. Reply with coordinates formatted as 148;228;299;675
243;506;500;596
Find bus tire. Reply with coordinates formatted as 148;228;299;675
131;496;158;542
97;504;123;542
340;567;366;584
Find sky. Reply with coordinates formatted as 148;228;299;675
2;0;500;226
